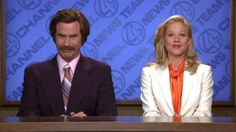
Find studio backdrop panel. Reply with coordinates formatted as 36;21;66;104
4;0;231;102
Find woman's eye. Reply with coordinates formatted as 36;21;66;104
168;34;174;37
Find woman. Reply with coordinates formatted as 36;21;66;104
140;15;213;117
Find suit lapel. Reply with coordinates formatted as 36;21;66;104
41;57;65;115
181;71;194;112
157;66;174;113
156;65;195;114
67;55;92;114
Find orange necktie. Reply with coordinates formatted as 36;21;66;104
168;61;185;115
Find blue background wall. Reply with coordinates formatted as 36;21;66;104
5;0;231;102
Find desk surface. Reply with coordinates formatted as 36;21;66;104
1;116;236;131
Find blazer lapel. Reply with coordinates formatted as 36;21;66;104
181;71;194;112
67;55;92;114
157;66;174;113
41;57;65;115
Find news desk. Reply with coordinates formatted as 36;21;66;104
1;116;236;131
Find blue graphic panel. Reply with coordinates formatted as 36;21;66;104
5;0;231;101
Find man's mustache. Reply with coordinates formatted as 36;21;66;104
59;46;75;50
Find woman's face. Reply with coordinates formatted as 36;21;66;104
164;21;190;59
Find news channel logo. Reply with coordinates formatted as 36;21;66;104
121;21;145;46
112;70;126;94
198;29;223;54
171;1;195;22
94;0;118;18
6;33;21;58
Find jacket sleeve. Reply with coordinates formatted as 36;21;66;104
140;67;160;116
17;66;40;117
96;65;117;116
193;66;213;117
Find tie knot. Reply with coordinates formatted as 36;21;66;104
170;71;181;78
64;64;70;70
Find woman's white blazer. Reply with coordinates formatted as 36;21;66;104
140;63;213;117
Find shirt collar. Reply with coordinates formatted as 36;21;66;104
57;53;80;75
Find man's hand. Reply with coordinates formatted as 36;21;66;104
70;111;87;117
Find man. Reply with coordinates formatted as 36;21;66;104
17;9;117;117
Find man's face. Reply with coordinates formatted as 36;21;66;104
55;21;82;62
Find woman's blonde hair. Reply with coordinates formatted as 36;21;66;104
152;15;199;74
